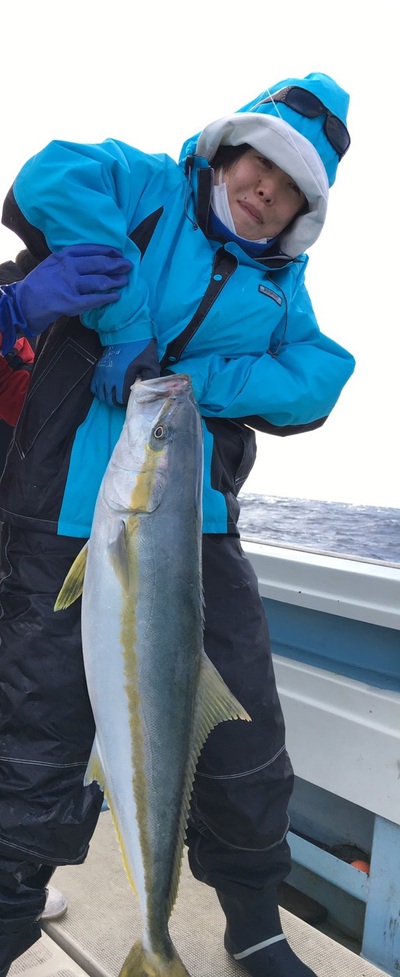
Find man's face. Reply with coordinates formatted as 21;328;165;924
220;148;307;241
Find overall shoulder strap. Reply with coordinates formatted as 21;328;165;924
160;247;237;372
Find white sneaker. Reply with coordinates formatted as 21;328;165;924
40;885;68;921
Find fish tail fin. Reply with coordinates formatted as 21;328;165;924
119;939;190;976
54;541;89;610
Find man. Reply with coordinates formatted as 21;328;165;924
0;72;354;977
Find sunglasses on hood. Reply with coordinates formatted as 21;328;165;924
257;85;351;161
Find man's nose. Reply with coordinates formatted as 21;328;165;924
256;181;274;203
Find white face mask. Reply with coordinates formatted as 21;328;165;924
211;167;273;244
211;168;237;234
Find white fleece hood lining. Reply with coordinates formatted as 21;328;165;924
195;113;329;257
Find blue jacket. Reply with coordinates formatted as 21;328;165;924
0;72;355;536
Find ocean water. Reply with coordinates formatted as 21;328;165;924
238;493;400;565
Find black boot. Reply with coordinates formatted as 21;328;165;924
217;887;317;977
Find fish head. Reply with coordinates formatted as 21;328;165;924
103;374;203;516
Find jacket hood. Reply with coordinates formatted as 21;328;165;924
181;72;350;257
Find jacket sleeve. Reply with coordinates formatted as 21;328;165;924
171;289;355;427
7;139;157;347
239;415;328;436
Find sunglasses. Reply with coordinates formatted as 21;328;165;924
258;85;351;160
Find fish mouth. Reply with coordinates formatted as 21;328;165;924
132;374;191;403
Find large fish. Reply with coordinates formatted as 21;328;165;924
55;374;250;977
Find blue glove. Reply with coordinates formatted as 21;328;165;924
10;244;133;338
90;339;160;406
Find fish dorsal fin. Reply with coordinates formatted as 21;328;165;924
167;653;251;917
54;541;89;610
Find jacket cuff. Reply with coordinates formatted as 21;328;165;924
0;282;29;354
97;317;154;347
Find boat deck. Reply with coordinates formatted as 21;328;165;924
9;810;389;977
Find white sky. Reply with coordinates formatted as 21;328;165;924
1;0;398;508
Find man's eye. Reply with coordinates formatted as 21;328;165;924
258;156;272;169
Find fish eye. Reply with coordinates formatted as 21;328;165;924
153;425;165;439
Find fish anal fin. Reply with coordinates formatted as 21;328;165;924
167;654;251;917
84;736;106;792
110;809;140;903
85;739;139;901
54;541;89;610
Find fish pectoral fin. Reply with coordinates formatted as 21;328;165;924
54;541;89;610
109;519;131;593
167;654;251;919
84;736;106;792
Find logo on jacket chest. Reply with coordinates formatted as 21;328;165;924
258;284;282;305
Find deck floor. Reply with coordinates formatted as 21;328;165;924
10;810;388;977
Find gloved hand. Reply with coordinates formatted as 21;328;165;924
90;338;160;406
13;244;133;337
